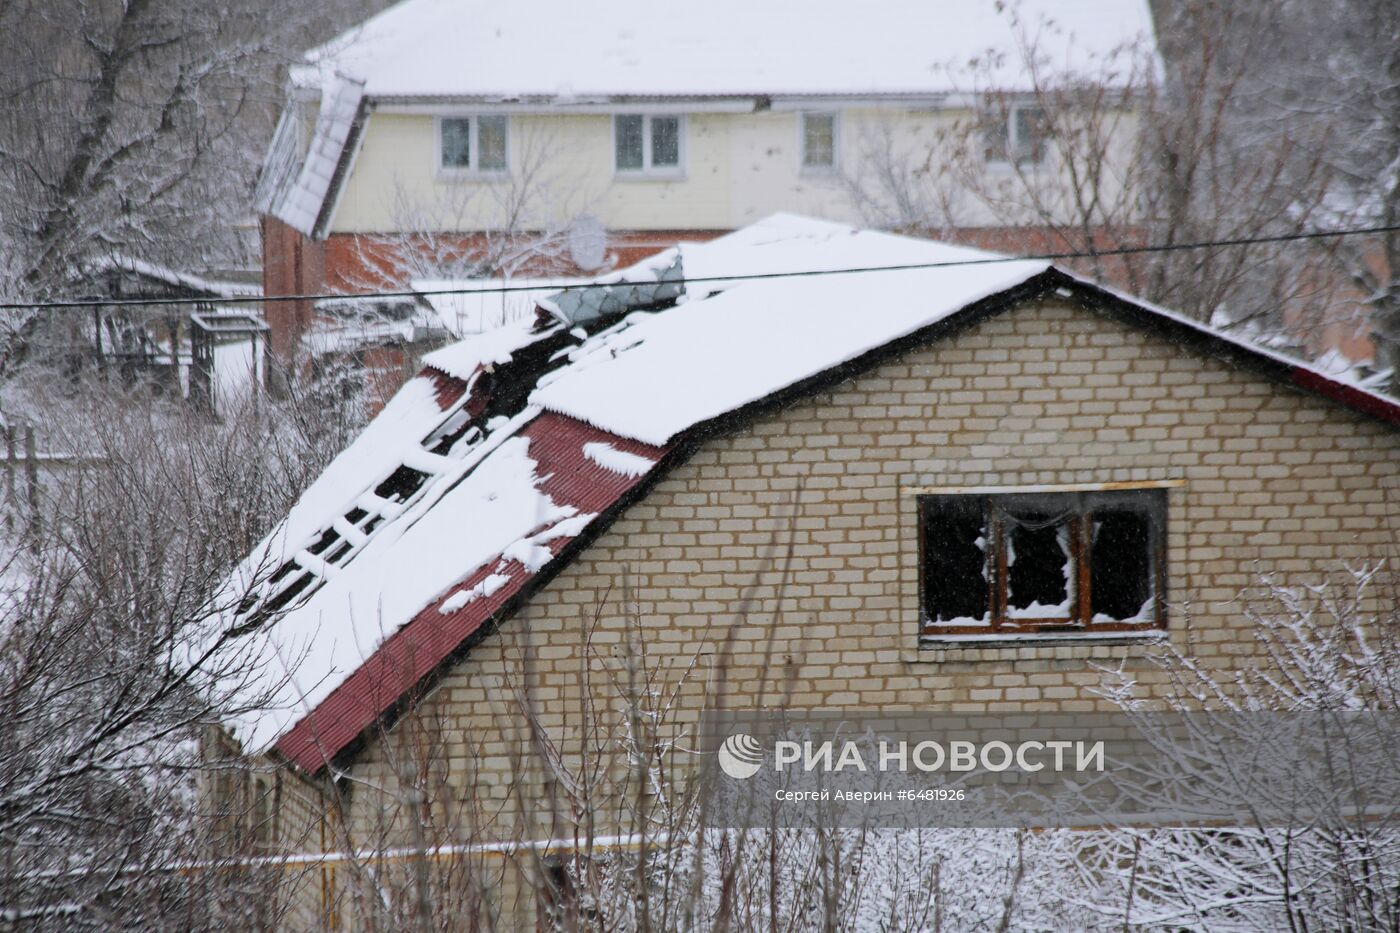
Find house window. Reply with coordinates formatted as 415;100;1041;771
984;105;1047;166
920;489;1166;638
801;113;837;171
615;114;683;174
439;115;509;173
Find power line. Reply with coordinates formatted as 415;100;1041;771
3;221;1397;312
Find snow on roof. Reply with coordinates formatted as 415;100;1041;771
532;218;1048;445
228;420;579;749
227;213;1398;767
297;0;1155;100
258;75;365;237
86;255;263;299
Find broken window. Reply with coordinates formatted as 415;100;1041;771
920;489;1165;637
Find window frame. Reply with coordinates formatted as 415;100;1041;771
435;114;511;177
918;488;1167;640
984;103;1048;168
613;113;686;178
798;111;839;174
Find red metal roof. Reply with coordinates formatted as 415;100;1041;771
267;273;1400;774
1289;366;1400;427
426;368;471;411
274;411;668;772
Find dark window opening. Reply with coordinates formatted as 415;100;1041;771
266;561;297;587
374;465;430;503
305;527;340;556
1089;495;1155;621
920;496;987;623
262;572;314;614
1003;500;1075;620
921;489;1165;638
539;857;597;930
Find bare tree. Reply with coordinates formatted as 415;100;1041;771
844;1;1395;371
1083;563;1400;932
345;123;601;290
0;376;359;928
1185;0;1400;389
0;0;399;380
273;544;1400;931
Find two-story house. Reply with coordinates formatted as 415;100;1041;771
253;0;1155;363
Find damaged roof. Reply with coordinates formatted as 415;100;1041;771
222;214;1400;770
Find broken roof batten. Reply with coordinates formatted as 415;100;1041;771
536;253;685;328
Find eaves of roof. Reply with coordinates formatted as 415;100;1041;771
271;268;1398;774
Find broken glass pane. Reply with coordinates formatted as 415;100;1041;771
921;496;989;624
1090;503;1155;621
1002;499;1074;619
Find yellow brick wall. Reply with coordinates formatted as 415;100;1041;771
312;297;1398;926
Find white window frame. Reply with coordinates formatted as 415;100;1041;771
798;111;840;175
613;114;686;179
985;103;1047;168
435;114;511;177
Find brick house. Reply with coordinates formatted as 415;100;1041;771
252;0;1155;366
225;216;1399;926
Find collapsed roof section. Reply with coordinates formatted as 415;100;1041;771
221;252;694;754
537;253;684;328
223;214;1400;771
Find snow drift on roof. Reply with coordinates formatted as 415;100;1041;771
530;217;1050;445
260;74;364;236
86;255;263;299
229;425;577;749
297;0;1155;100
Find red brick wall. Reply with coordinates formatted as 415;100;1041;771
320;230;730;292
261;220;1380;370
260;216;325;361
